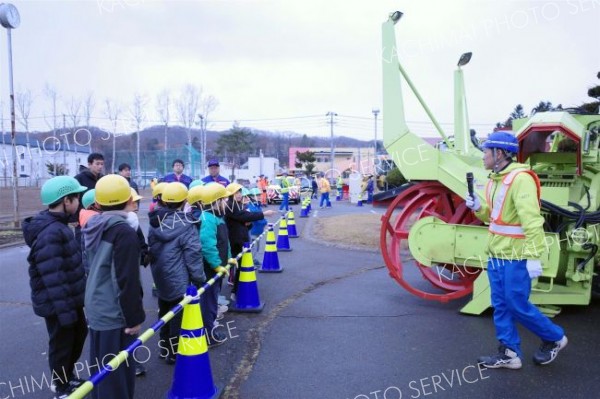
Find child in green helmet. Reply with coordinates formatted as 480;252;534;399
22;176;88;398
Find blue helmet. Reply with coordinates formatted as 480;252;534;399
482;131;519;153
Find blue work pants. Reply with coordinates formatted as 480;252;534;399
487;258;564;358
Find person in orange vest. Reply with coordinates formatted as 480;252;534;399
465;131;567;370
257;175;268;206
318;173;331;208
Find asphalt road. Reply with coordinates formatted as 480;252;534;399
0;200;599;399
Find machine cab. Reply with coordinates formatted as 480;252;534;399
515;112;585;177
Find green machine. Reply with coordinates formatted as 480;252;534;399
379;11;600;316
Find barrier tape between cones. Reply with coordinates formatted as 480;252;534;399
67;211;292;399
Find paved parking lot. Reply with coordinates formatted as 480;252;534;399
0;200;599;399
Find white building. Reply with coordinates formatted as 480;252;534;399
0;133;90;187
218;156;280;185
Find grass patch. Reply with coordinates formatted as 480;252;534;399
313;214;380;249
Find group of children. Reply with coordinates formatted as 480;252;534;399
24;174;274;399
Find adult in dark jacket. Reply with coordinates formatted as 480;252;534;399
311;177;318;199
118;162;139;192
75;153;105;192
148;182;205;363
160;159;193;188
22;176;88;397
201;159;230;187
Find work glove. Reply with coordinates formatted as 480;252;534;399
526;259;543;279
215;266;230;276
465;192;481;211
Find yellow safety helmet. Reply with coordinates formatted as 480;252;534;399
226;182;243;196
95;175;132;206
202;183;228;205
161;182;188;203
152;182;168;198
187;185;206;205
130;188;143;202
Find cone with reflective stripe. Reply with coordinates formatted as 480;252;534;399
287;210;299;238
168;285;220;399
231;243;265;312
276;218;292;252
260;224;282;273
300;200;308;218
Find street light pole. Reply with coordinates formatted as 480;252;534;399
0;3;21;227
326;111;337;179
372;108;380;155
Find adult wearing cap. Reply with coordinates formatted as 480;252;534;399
201;159;231;187
466;131;567;370
161;159;193;188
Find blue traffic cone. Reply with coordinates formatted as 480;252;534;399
299;201;308;218
231;244;265;312
276;218;292;252
260;224;283;273
168;285;219;399
287;210;299;238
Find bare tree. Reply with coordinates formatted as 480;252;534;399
104;98;122;173
156;89;170;174
197;94;219;176
129;93;147;185
15;89;33;133
66;96;82;128
176;85;200;173
83;92;95;152
43;84;60;176
15;89;34;185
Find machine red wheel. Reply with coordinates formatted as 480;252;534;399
380;182;482;303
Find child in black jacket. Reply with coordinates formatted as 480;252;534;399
22;176;88;398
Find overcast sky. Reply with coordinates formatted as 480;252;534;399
1;0;598;140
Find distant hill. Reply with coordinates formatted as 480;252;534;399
2;125;379;172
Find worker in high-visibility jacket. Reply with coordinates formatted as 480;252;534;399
465;131;567;370
279;171;291;212
257;175;268;206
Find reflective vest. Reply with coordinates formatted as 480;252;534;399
485;168;541;239
280;177;290;194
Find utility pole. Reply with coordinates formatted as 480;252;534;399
326;111;337;179
372;108;380;155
